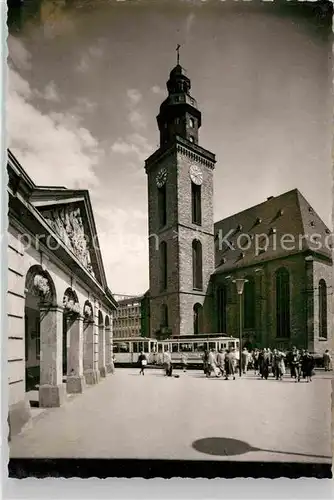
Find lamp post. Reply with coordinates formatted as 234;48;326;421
232;278;248;377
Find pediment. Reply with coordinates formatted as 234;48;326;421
30;189;106;288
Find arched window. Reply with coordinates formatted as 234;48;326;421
158;184;167;228
161;304;168;328
276;268;290;338
192;239;203;290
160;241;167;291
217;285;227;333
319;279;327;339
191;182;201;225
193;303;203;335
243;277;255;329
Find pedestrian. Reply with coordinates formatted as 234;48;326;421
138;351;147;375
202;350;210;377
305;351;315;382
291;347;301;382
262;348;270;380
323;350;331;371
110;353;115;374
181;352;188;373
208;349;221;377
216;349;225;376
164;350;173;377
225;348;236;380
241;347;249;375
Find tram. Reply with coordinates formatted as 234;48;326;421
112;334;239;368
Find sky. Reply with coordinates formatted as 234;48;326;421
7;0;333;296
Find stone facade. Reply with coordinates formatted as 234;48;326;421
144;63;333;354
7;150;117;437
146;140;216;338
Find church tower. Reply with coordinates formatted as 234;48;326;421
145;54;216;338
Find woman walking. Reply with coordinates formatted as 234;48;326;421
138;351;147;375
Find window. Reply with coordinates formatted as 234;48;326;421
217;285;227;332
276;268;290;338
158;184;167;228
192;240;203;290
191;182;202;225
160;241;167;291
319;279;327;338
189;117;195;128
243;277;255;329
161;304;168;328
193;303;203;335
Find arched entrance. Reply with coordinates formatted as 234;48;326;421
24;265;57;406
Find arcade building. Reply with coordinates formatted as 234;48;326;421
144;62;333;354
7;150;118;437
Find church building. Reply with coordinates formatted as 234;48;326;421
144;62;333;354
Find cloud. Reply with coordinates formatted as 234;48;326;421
125;88;147;130
151;85;165;96
185;12;196;37
8;36;32;71
111;133;152;162
36;81;60;102
127;89;142;106
76;55;90;73
93;206;148;295
7;67;100;189
128;109;146;129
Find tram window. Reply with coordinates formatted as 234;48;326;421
133;342;138;353
119;342;130;352
144;342;149;352
164;344;169;352
150;342;156;352
180;343;192;352
228;341;236;350
236;341;239;348
193;342;204;352
208;342;216;350
113;343;120;353
158;344;163;353
139;342;143;352
172;343;179;353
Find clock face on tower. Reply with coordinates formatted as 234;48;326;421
156;168;167;188
189;164;203;185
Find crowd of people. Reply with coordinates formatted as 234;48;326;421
201;347;332;382
135;347;332;380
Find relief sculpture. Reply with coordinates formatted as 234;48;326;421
43;205;95;277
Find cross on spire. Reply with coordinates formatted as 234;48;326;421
176;44;181;65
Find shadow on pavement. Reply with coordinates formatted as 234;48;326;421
192;437;331;460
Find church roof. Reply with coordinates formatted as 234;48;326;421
214;188;332;274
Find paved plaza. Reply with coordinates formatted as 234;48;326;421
9;368;332;463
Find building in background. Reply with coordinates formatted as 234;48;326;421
112;295;144;339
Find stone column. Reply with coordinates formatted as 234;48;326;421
83;319;100;385
66;315;85;393
39;305;65;407
98;322;106;378
105;325;112;373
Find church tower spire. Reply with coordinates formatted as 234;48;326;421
157;51;202;147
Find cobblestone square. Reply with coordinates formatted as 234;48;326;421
9;368;332;463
